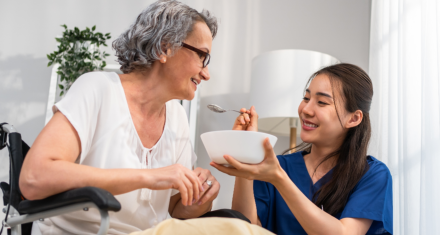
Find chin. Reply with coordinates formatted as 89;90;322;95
299;134;315;144
181;92;195;101
186;92;195;100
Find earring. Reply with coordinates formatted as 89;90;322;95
161;57;166;63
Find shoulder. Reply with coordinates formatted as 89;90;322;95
355;156;392;190
276;151;306;175
73;71;119;88
365;156;392;178
277;151;304;166
70;71;118;96
56;72;119;108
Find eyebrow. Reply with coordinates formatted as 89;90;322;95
305;89;333;99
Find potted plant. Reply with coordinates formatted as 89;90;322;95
47;24;111;96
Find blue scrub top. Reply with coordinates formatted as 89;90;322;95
254;152;393;235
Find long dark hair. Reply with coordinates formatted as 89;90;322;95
283;63;373;216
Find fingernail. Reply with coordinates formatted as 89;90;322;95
201;186;205;191
192;199;196;204
198;201;202;205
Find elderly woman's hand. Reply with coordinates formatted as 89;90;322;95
232;106;258;132
193;167;220;205
210;138;285;184
147;164;204;206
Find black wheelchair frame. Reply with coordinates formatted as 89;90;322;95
0;123;121;235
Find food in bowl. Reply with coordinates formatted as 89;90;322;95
200;130;278;165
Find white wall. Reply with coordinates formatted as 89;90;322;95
0;0;370;230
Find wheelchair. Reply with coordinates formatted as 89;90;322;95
0;123;121;235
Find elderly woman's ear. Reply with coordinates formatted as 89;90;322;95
160;55;167;63
159;48;173;63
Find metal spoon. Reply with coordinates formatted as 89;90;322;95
207;104;244;114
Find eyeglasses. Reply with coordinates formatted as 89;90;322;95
181;42;211;68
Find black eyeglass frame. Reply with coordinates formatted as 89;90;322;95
181;42;210;68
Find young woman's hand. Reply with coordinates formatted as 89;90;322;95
210;138;285;184
232;106;258;132
146;164;203;206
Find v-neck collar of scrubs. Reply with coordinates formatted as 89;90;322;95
299;152;334;200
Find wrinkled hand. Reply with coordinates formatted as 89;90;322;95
147;164;203;206
210;138;285;184
232;106;258;132
193;167;220;206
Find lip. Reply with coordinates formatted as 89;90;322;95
301;119;318;131
191;78;200;90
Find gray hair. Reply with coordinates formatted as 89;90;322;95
113;0;218;73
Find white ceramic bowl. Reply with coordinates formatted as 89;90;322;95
200;130;278;165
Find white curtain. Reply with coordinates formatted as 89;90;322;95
369;0;440;234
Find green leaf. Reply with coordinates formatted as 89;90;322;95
60;91;64;97
47;61;53;67
58;84;64;89
48;25;111;84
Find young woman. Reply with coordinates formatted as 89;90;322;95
211;63;393;235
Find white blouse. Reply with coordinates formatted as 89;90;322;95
32;72;196;235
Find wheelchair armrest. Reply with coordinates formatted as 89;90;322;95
17;186;121;214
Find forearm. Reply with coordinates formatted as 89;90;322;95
20;159;150;200
171;198;212;219
272;171;345;235
231;177;259;225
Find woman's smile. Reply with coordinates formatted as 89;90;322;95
301;119;319;131
191;77;200;90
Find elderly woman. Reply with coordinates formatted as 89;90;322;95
20;0;220;234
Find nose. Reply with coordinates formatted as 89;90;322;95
200;66;210;81
300;100;314;118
